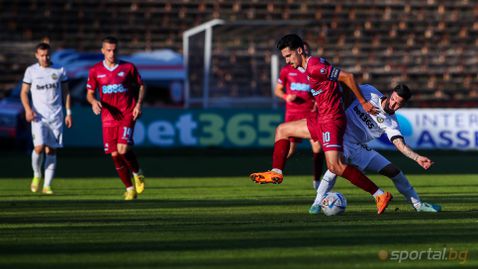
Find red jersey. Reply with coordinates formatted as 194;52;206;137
278;65;314;114
305;56;344;121
87;60;143;127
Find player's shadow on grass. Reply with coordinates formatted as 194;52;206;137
1;214;477;255
2;197;478;216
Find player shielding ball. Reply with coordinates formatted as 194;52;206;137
274;41;324;187
20;42;72;195
309;84;441;214
86;36;145;200
250;34;393;214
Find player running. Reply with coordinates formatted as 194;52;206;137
21;42;72;195
250;34;393;214
309;84;441;214
274;41;324;188
86;36;145;200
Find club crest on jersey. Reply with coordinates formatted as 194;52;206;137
320;68;326;74
118;71;125;77
377;117;385;123
51;73;58;80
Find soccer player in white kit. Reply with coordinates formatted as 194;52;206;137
309;84;441;213
20;42;72;194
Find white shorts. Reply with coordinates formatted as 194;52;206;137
343;141;391;173
31;120;63;148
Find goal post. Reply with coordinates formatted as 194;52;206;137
183;19;314;108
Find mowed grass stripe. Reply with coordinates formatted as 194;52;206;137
0;175;476;268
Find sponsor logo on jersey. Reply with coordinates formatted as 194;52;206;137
311;88;323;96
353;105;376;129
118;71;125;77
97;74;106;78
290;82;310;92
51;73;58;80
36;82;58;90
102;84;128;94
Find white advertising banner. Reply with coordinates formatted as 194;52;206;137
368;109;478;150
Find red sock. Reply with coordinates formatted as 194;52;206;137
120;151;140;174
342;165;379;195
272;139;290;170
112;155;133;188
313;152;324;181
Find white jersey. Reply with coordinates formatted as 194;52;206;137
344;84;403;145
23;63;68;128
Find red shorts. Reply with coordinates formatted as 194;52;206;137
102;119;136;154
285;111;309;143
307;114;346;152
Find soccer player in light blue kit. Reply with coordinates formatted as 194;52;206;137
20;42;72;194
309;84;441;213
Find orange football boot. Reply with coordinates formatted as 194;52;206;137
249;171;283;184
375;191;393;214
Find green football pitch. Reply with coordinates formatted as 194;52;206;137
0;175;476;268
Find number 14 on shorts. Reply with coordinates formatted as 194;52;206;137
122;127;132;140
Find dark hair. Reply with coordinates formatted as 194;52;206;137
303;41;311;56
35;42;51;52
102;36;118;45
276;34;304;51
393;83;412;101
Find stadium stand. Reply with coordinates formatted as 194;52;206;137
0;0;477;106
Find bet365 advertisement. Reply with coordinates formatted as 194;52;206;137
65;108;478;150
64;107;282;148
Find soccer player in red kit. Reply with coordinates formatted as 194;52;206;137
86;36;145;200
251;34;393;214
274;41;324;188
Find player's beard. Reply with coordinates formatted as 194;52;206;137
383;98;395;115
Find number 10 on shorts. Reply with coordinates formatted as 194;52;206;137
322;132;331;143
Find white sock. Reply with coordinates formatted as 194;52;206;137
390;171;421;208
372;189;385;198
312;170;337;206
271;168;282;174
43;154;57;187
132;169;143;177
31;151;43;178
126;186;135;191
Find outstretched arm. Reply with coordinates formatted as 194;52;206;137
338;70;378;115
392;137;434;170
